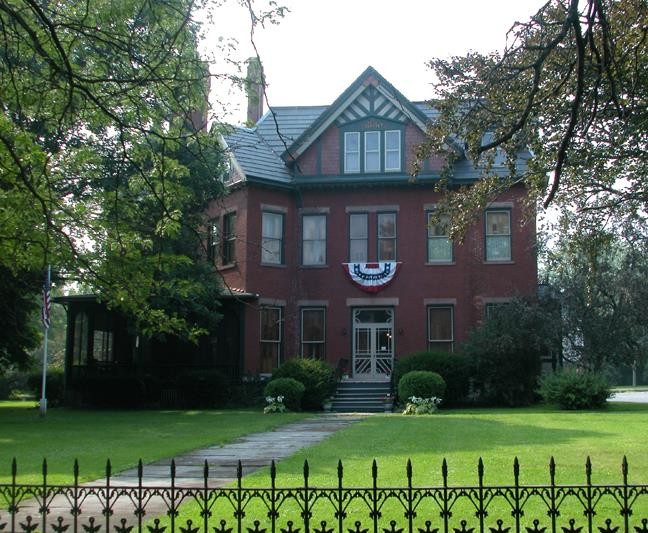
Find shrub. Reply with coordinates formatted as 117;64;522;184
271;358;336;410
393;351;475;406
402;396;441;415
398;371;446;403
176;368;230;408
264;377;305;411
538;368;611;409
27;368;65;406
76;374;145;408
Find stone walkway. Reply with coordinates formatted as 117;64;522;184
9;413;367;530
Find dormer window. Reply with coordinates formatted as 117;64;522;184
343;129;402;174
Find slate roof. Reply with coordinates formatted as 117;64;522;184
221;67;527;187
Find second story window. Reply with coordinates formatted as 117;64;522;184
207;219;219;263
222;212;236;264
485;210;511;261
427;212;452;262
378;212;396;261
302;214;326;266
349;213;368;262
262;211;284;265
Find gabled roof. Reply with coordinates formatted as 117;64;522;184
282;66;431;162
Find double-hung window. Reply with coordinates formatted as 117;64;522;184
344;132;360;173
260;307;282;373
349;213;369;262
302;215;326;266
364;131;380;172
485;210;512;261
427;306;454;352
378;212;396;261
301;308;326;359
384;130;401;171
262;212;284;265
222;212;236;264
427;212;452;262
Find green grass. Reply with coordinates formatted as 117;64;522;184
147;403;648;531
0;401;309;484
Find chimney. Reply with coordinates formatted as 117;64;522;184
245;57;264;125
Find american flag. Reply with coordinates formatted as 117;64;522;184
41;273;51;330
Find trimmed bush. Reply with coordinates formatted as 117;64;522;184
398;371;446;403
538;368;611;409
264;377;305;411
393;351;475;406
271;358;336;410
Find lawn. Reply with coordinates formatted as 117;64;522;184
0;401;309;484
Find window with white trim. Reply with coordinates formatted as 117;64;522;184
262;212;284;264
207;219;219;263
222;212;236;264
349;213;368;262
378;212;396;261
260;306;282;373
344;132;360;173
364;131;380;172
427;212;452;262
385;130;401;171
485;210;512;261
302;214;326;266
301;308;326;359
427;306;454;352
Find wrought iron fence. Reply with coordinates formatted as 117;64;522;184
1;456;647;533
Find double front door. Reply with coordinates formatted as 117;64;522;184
352;308;393;381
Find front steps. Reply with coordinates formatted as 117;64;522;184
330;380;392;413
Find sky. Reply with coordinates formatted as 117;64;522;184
202;0;545;123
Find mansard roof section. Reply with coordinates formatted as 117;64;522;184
222;126;292;184
282;66;432;162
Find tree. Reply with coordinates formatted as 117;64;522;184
417;0;647;237
0;0;252;351
545;217;648;372
461;297;561;406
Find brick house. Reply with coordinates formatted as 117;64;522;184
210;66;537;381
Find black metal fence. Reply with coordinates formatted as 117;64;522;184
1;456;647;533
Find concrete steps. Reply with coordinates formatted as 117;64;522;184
330;380;392;413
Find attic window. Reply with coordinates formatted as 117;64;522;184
343;129;402;174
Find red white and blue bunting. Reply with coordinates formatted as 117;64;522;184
342;262;402;293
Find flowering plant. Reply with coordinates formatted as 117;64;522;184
263;395;287;414
402;396;441;415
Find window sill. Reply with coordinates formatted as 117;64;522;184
483;260;515;265
300;264;329;269
261;262;287;268
425;261;455;266
217;262;237;272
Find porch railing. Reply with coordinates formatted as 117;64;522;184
1;457;646;533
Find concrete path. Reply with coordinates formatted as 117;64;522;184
9;413;367;530
609;390;648;403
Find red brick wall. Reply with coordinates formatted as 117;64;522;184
210;181;536;375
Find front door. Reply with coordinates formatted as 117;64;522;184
352;308;394;380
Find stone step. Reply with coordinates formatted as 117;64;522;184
330;380;393;413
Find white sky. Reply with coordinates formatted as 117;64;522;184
202;0;545;123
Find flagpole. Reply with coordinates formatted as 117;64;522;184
39;265;51;418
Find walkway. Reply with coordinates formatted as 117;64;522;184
10;413;367;529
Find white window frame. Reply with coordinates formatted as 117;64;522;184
261;211;284;265
377;212;397;261
485;209;512;262
426;212;452;263
349;213;369;262
364;131;381;173
384;130;401;172
302;214;326;266
344;132;361;173
260;306;283;373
